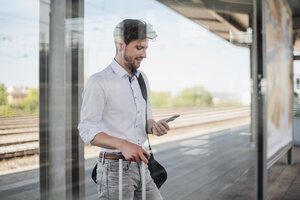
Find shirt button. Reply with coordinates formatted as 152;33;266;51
135;125;138;128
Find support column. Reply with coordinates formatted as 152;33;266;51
248;11;253;142
253;0;267;200
39;0;84;199
250;32;255;143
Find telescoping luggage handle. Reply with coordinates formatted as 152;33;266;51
116;153;146;200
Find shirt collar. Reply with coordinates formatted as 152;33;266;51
111;59;140;78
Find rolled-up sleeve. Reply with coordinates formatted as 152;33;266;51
78;76;105;146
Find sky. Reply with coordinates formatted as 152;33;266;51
1;0;300;100
84;0;251;97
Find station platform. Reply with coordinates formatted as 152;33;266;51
0;125;299;200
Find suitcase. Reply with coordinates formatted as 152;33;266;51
116;152;146;200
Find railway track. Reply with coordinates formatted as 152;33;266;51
0;107;249;160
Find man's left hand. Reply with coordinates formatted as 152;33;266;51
152;119;170;136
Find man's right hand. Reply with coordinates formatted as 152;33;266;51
119;140;150;164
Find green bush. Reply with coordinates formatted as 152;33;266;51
151;91;172;108
172;86;213;107
14;89;39;114
0;105;14;117
0;84;7;105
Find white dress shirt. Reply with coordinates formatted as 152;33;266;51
78;59;153;152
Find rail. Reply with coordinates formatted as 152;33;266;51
0;107;249;159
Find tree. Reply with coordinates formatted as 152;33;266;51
16;89;39;114
0;84;7;105
173;85;213;107
151;91;172;108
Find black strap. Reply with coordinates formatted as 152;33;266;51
137;74;147;101
136;73;153;154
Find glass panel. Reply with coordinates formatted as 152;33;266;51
0;0;40;199
83;1;253;199
293;59;300;144
6;0;300;199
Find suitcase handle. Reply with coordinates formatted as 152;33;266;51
116;152;150;160
116;152;124;159
116;152;146;200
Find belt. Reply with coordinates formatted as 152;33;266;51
99;152;149;162
99;152;123;160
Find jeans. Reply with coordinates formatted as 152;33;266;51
97;159;163;200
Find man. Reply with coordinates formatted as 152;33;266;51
78;19;170;199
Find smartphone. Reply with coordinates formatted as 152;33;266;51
165;114;180;123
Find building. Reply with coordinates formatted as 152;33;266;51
6;86;30;105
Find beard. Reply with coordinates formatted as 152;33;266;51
123;48;142;71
